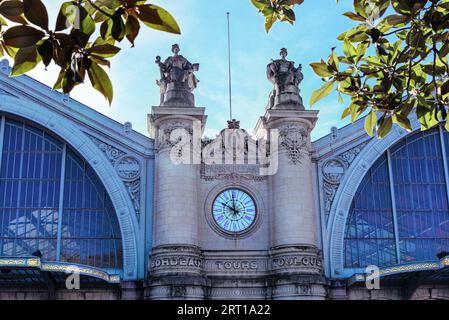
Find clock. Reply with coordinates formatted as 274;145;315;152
212;188;257;234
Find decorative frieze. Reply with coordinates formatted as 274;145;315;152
200;164;266;182
88;135;142;216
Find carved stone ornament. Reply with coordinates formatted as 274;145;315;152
322;158;346;184
156;121;193;152
200;164;267;182
115;155;142;181
89;135;141;216
279;124;309;165
322;141;369;220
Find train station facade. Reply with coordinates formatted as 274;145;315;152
1;47;449;300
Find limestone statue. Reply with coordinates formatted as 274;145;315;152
155;44;199;106
266;48;304;110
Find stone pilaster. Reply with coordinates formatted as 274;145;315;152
120;281;144;300
146;106;207;300
255;108;326;300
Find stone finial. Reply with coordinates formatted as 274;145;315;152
266;48;304;110
123;122;132;136
227;119;240;129
0;59;10;74
155;44;199;107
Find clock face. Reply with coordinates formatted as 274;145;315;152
212;189;257;234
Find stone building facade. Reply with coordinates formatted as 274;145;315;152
1;45;449;300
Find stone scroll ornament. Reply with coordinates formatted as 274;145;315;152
279;125;309;165
155;44;199;106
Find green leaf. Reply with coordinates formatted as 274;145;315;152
394;114;412;132
52;69;65;90
265;13;276;32
55;1;75;31
283;0;304;5
88;62;113;104
341;106;351;119
0;0;23;16
23;0;49;30
384;14;409;26
10;46;41;76
342;11;366;22
364;110;377;136
310;80;334;106
138;4;180;34
56;2;95;36
125;14;140;47
250;0;266;11
3;25;45;48
89;44;121;58
441;80;449;96
0;0;27;24
377;115;393;139
310;61;333;77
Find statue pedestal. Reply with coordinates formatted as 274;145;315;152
162;83;195;108
268;85;304;110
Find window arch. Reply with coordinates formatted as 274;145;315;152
345;127;449;268
0;115;123;272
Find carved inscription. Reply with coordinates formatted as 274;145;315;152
215;260;259;271
151;257;203;269
271;256;322;269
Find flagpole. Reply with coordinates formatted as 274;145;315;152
227;12;233;121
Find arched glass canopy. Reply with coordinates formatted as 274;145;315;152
345;127;449;269
0;115;123;272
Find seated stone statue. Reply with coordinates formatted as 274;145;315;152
155;44;199;106
266;48;304;110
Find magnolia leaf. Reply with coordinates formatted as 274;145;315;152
11;45;41;76
310;80;334;106
310;61;333;77
0;0;27;24
23;0;49;30
3;25;45;48
138;4;180;34
89;44;121;58
377;115;393;139
364;110;377;136
88;62;113;104
125;14;140;47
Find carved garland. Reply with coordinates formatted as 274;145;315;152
279;124;309;165
89;135;142;217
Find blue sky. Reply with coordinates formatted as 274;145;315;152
25;0;356;140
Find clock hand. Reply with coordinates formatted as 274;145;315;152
231;193;240;217
220;202;239;215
